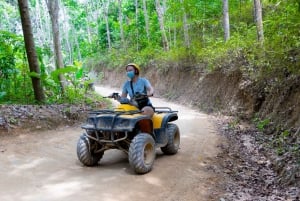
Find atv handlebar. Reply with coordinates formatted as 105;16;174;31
132;92;153;100
105;92;153;100
105;92;121;100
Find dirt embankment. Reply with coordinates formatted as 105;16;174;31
0;104;106;134
100;65;300;129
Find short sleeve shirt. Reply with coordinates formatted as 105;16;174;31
122;77;151;99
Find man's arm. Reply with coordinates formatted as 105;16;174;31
121;91;127;98
146;84;154;96
121;82;128;98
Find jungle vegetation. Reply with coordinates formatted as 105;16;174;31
0;0;299;104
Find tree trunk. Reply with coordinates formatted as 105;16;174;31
61;4;73;64
155;0;169;51
18;0;45;102
85;4;92;44
46;0;66;93
223;0;230;41
180;0;190;48
118;0;125;48
104;0;111;50
201;0;207;45
75;37;82;61
34;0;45;45
142;0;150;41
253;0;264;44
173;17;177;47
135;0;139;51
65;34;73;64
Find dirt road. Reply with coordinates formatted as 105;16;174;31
0;86;225;201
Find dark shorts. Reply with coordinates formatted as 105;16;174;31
139;103;155;111
146;104;155;111
136;97;154;111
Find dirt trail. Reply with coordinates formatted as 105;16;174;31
0;86;225;201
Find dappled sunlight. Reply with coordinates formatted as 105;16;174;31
180;135;189;139
100;175;119;182
21;180;91;201
98;191;148;201
45;169;78;182
40;181;83;196
96;194;121;201
144;175;163;187
8;156;47;175
179;114;207;120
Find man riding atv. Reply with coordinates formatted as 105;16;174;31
76;64;180;174
119;63;155;117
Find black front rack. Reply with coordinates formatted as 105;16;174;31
87;107;178;117
88;109;142;116
154;107;178;114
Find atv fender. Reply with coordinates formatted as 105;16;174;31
154;112;178;146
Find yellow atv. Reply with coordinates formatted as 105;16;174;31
76;93;180;174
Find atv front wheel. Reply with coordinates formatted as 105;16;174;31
128;133;156;174
161;123;180;155
77;133;104;166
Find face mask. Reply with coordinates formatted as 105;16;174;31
127;71;135;79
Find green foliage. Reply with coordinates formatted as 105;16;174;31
46;61;101;104
253;117;271;131
0;31;34;103
0;92;6;99
84;0;298;87
271;129;299;156
228;118;240;130
0;29;100;105
0;1;19;32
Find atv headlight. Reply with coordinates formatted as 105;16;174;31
86;129;95;135
86;117;95;125
115;119;130;129
97;119;111;129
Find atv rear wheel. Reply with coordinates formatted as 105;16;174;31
77;133;104;166
161;123;180;155
128;133;156;174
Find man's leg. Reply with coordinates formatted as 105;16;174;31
142;106;154;117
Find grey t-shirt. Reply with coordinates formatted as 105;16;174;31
122;77;151;99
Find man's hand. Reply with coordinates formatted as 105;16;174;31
133;92;147;100
147;93;153;97
108;92;120;100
